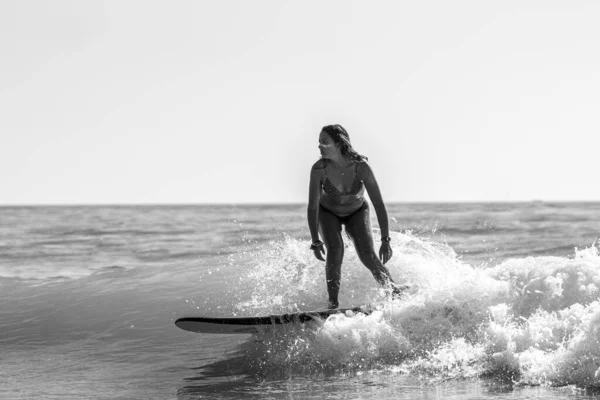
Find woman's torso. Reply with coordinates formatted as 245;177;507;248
319;160;365;217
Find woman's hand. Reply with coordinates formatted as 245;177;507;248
379;242;393;264
313;246;326;261
311;241;326;261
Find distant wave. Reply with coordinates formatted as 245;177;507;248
28;228;198;237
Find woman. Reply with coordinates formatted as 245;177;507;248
307;124;405;309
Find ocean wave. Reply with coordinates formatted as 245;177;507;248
41;228;197;237
0;264;128;281
220;233;600;388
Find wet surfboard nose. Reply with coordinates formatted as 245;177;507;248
174;306;373;334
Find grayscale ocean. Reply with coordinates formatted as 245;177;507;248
2;202;600;399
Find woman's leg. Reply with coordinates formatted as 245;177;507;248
344;202;400;293
318;206;344;308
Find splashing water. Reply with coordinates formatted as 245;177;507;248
224;232;600;388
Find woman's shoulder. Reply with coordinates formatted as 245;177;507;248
354;159;370;170
355;160;373;179
311;159;327;170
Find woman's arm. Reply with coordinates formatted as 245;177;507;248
307;161;326;261
359;162;389;238
307;160;324;242
360;161;393;263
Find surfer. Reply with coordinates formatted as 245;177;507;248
307;124;406;309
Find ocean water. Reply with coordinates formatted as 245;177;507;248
1;202;600;399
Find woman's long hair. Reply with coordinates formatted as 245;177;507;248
321;124;368;162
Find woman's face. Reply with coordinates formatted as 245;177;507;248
318;131;338;159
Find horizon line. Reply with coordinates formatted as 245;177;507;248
1;200;599;207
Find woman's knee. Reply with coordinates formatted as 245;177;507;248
356;248;380;267
326;244;344;262
345;224;375;254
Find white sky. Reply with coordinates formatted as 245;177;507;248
1;0;599;204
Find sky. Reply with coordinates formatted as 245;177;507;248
1;0;599;204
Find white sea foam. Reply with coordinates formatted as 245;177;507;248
234;232;600;387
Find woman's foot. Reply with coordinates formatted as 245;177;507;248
391;284;410;299
327;299;339;309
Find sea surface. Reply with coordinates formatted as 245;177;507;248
1;202;600;399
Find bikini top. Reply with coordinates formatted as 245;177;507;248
321;161;364;197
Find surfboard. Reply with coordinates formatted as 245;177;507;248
175;306;373;334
